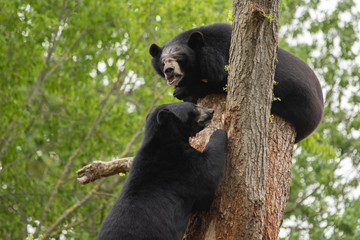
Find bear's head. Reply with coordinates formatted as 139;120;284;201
149;31;204;87
146;102;214;138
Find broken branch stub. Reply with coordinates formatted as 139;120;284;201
76;157;133;184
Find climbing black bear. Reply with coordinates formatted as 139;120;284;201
149;22;324;143
98;102;227;240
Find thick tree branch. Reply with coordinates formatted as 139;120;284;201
77;158;133;184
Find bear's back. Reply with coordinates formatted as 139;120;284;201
165;22;232;50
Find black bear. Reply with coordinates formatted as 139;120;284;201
98;102;227;240
149;22;324;143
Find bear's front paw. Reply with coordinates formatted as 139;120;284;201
173;87;187;100
174;87;198;103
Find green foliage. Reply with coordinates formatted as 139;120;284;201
270;114;274;123
279;0;360;239
227;11;233;24
258;9;275;23
273;94;281;102
1;0;359;239
0;0;231;239
220;101;227;112
26;235;43;240
223;84;228;92
273;81;281;101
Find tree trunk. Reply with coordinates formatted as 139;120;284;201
263;115;295;240
183;0;293;239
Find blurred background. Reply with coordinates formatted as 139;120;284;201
0;0;359;239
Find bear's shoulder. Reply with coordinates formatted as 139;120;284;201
165;22;232;46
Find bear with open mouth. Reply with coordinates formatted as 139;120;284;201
149;22;324;143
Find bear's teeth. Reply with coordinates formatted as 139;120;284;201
167;75;183;86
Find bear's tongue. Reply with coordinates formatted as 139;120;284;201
167;75;176;85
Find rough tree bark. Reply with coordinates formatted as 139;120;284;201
263;115;295;240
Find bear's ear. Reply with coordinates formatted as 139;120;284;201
188;31;204;50
149;43;162;58
156;109;177;125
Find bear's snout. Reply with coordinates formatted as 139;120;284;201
196;106;214;127
165;67;175;75
162;58;183;86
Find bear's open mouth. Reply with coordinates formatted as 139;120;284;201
166;74;183;86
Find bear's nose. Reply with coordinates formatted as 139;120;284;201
164;67;174;75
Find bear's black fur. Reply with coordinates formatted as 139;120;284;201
149;22;324;143
98;102;227;240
